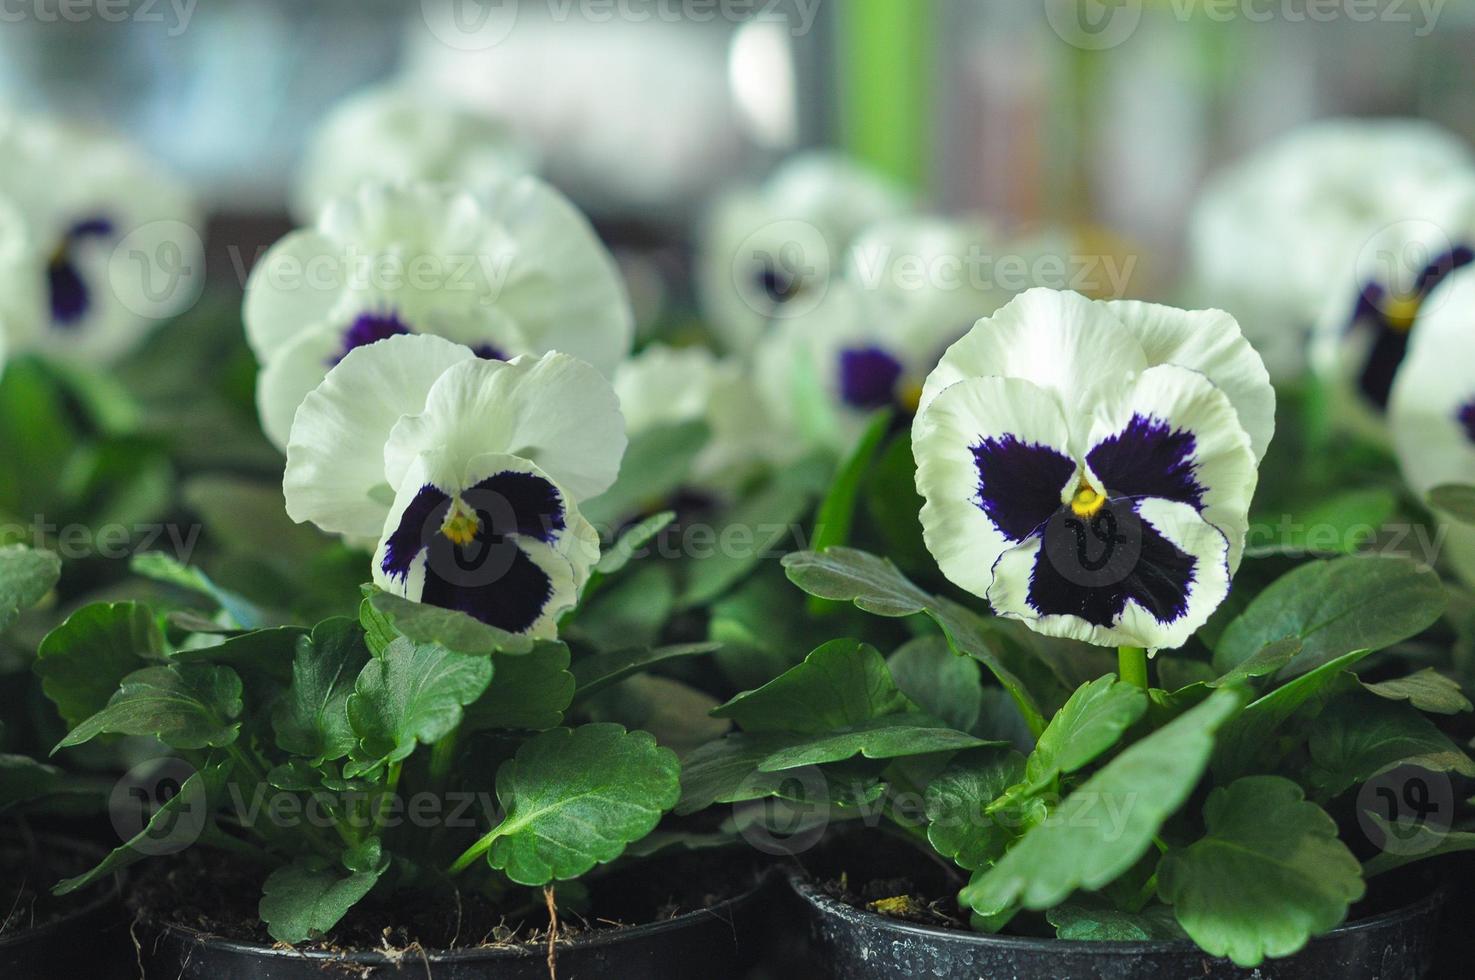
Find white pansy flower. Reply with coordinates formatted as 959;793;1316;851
248;178;633;450
697;152;908;354
753;216;1019;452
1189;118;1474;381
613;343;785;492
0;109;202;364
292;84;537;223
1389;266;1475;586
913;288;1273;650
284;334;625;638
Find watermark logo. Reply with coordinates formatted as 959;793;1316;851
730;219;832;320
1356;764;1453;858
1045;0;1143;51
110;758;208;856
421;0;520;51
109;219;206;321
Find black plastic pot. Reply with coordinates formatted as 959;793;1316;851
135;865;776;979
0;837;132;980
784;867;1447;980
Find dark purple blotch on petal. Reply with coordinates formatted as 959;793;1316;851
754;254;802;306
1352;244;1475;410
469;343;507;361
1087;414;1205;511
1458;399;1475;445
47;215;116;327
838;346;904;410
972;435;1077;542
1027;498;1197;627
379;470;568;633
332;311;412;364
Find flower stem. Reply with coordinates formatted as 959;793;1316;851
1118;646;1149;690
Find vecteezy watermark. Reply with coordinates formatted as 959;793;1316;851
1;519;203;563
226;243;517;307
0;0;198;36
110;758;210;856
109;219;207;321
419;0;824;52
1356;764;1454;858
1045;0;1447;50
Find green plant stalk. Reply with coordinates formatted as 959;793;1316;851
372;760;403;835
1118;646;1150;690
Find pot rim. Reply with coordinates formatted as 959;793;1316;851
138;868;771;965
0;834;123;949
785;867;1448;956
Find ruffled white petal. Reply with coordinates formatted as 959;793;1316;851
383;351;626;504
919;288;1149;427
283;333;475;540
913;375;1078;601
1084;364;1259;571
1105;300;1276;463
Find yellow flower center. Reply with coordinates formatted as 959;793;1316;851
1381;293;1423;332
441;499;481;546
1070;482;1106;518
898;381;924;414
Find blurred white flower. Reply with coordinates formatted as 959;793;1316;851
1389;265;1475;586
1189;118;1475;381
248;178;632;449
0;109;202;364
913;288;1272;650
697;152;909;354
292;84;537;223
284;334;624;638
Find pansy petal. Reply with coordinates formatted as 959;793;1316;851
256;323;343;451
987;497;1230;651
284;333;475;540
1389;273;1475;495
1084;364;1258;571
914;376;1078;601
919;287;1149;417
384;352;626;504
1105;300;1276;462
243;230;344;359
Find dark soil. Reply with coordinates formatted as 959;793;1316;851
127;846;765;956
0;838;104;937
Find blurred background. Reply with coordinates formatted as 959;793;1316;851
4;0;1475;297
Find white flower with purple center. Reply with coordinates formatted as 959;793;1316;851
1189;118;1475;381
913;288;1274;650
754;216;1017;451
0;109;202;364
248;178;632;450
697;152;908;354
1389;265;1475;586
292;84;537;223
283;334;625;638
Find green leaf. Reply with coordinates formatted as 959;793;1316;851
887;636;984;733
1245;488;1397;557
809;408;892;556
680;468;818;607
0;544;60;631
1215;556;1445;675
1023;676;1147;788
1211;648;1376;780
960;688;1243;917
570;642;719;702
675;733;884;816
581;421;709;527
347;637;494;770
1207;637;1302;688
34;601;163;727
130;552;264;629
467;642;575;731
1361;668;1472;714
707;566;824;690
571;562;675;652
1306;694;1475;798
168;626;308;685
925;746;1029;871
1047;902;1186;941
53;762;225;896
272;619;370;763
1364;821;1475;876
362;589;532;656
56;664;242;751
260;854;387;944
483;724;680;884
1160;776;1364;967
756;714;992;771
0;754;62;807
712;639;909;735
593;511;675;576
782;548;1050;734
1428;483;1475;524
862;431;931;572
